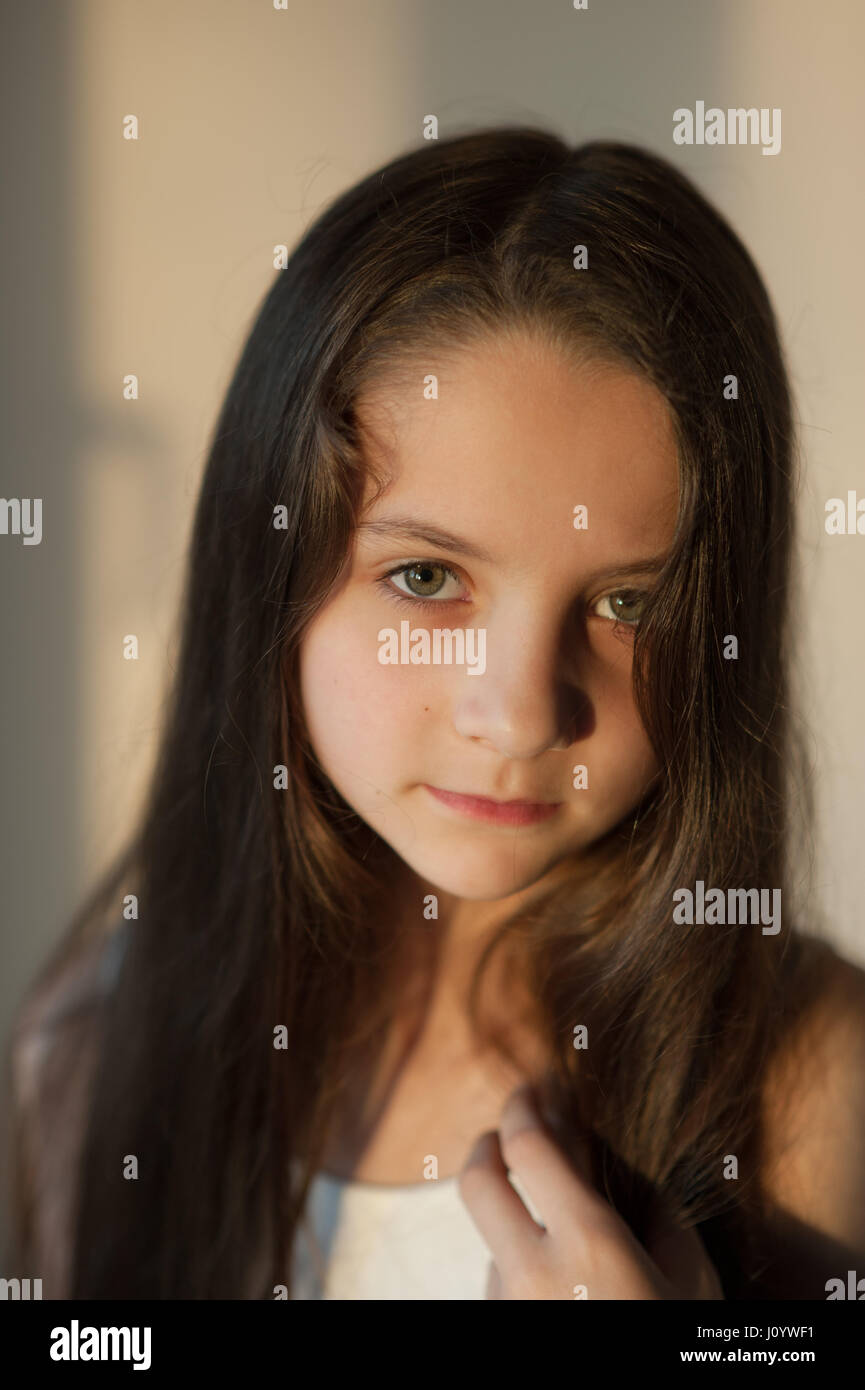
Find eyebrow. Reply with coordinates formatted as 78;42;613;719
356;514;671;585
356;517;496;563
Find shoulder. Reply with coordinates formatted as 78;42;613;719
8;922;129;1296
757;939;865;1295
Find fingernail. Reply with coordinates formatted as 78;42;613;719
499;1085;541;1144
466;1129;499;1163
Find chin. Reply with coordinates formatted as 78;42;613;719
393;844;566;904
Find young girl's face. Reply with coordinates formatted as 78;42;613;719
299;329;680;901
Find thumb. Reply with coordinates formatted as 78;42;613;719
645;1202;725;1300
485;1259;503;1300
531;1084;595;1187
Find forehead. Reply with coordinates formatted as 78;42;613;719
354;332;680;566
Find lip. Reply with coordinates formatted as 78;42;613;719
422;784;562;827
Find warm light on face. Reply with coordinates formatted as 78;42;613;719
298;330;680;901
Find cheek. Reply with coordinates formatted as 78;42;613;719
298;602;435;785
603;719;658;792
572;641;656;799
588;658;658;795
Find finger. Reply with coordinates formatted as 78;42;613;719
645;1208;724;1299
458;1129;546;1275
497;1083;611;1238
533;1083;596;1187
484;1259;503;1301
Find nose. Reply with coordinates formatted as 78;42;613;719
451;611;591;758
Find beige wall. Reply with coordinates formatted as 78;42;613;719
2;0;863;1242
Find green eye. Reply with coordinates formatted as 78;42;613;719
594;590;647;625
383;561;464;604
400;562;449;597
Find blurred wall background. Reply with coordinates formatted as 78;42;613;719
2;0;863;1254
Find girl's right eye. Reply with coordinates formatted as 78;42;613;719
382;561;467;605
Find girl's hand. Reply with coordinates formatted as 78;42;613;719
458;1082;725;1300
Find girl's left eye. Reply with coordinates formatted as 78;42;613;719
381;561;466;605
591;589;647;625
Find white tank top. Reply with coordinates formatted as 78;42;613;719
290;1168;544;1300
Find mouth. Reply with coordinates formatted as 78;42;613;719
422;784;562;827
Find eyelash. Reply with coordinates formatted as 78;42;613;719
591;590;647;628
379;562;467;611
379;561;648;627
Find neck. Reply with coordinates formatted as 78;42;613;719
382;855;573;1059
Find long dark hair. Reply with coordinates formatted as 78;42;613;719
9;125;831;1298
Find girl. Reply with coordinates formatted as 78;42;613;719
8;126;865;1301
